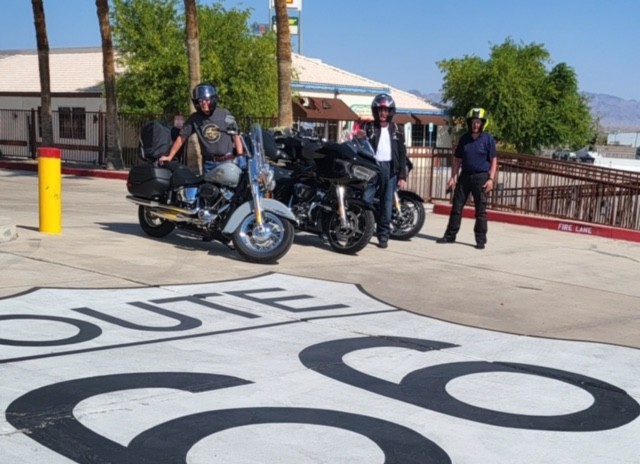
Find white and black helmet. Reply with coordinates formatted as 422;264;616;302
371;93;396;123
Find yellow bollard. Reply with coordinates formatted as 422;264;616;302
38;147;62;234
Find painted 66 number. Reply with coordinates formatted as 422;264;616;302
6;336;639;463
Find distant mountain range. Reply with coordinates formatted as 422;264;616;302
409;90;640;132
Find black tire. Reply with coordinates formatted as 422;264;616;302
138;205;175;238
232;211;295;263
390;193;425;240
323;202;375;254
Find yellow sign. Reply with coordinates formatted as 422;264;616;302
269;0;302;10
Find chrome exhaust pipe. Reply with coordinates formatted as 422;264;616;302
126;195;199;215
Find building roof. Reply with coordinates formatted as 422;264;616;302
0;48;112;93
0;47;444;117
291;54;443;115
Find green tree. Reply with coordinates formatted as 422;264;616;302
111;0;277;118
197;3;277;117
438;39;594;154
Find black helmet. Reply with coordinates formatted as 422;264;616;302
371;93;396;123
191;83;218;113
465;107;489;132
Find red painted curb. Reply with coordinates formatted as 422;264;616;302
0;161;128;180
433;203;640;243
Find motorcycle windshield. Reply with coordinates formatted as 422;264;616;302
317;139;377;168
348;137;376;160
248;123;265;179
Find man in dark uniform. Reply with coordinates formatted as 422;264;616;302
436;107;497;249
160;83;243;173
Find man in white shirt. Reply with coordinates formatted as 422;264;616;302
361;94;408;248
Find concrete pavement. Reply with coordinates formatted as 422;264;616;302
1;166;639;463
1;167;638;347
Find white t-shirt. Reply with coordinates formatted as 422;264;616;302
375;126;392;162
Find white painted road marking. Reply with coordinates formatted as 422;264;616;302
1;273;639;463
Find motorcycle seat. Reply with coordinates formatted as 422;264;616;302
169;165;202;188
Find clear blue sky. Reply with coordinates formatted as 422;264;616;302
2;0;638;101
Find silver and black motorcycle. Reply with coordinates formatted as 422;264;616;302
126;123;296;264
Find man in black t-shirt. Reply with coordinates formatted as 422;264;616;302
160;83;244;173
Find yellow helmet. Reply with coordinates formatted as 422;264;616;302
466;107;489;131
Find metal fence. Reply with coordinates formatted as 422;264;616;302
2;108;640;231
0;109;277;167
413;149;640;230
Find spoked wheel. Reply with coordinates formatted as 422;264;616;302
390;193;425;240
323;203;375;254
138;205;175;238
232;211;294;263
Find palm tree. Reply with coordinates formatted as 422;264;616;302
31;0;53;147
274;0;293;128
96;0;124;169
183;0;202;174
184;0;200;113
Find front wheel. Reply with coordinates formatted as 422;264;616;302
138;205;175;238
323;202;375;254
390;192;425;240
232;211;295;264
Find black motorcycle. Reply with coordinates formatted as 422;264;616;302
269;131;378;254
126;123;296;264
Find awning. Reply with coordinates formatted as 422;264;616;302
393;113;414;125
292;97;360;121
411;114;450;126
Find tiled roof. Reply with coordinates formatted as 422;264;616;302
291;53;441;114
0;48;114;93
0;47;442;114
292;54;389;89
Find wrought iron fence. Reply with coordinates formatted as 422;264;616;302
2;108;640;231
417;149;640;230
0;109;278;167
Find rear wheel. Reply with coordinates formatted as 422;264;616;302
390;193;425;240
323;203;375;254
233;211;294;263
138;205;175;238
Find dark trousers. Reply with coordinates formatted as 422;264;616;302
443;171;489;245
364;161;395;242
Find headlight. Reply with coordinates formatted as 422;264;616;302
352;165;377;182
259;166;276;191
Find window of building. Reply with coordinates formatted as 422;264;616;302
58;107;86;140
411;124;438;148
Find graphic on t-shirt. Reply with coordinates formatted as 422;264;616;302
202;123;221;143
